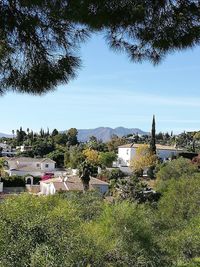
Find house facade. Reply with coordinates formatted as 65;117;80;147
0;143;16;157
5;157;56;177
114;143;183;168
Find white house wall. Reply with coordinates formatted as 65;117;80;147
118;147;136;166
40;162;55;171
49;183;56;195
118;147;180;168
40;183;52;195
157;149;177;160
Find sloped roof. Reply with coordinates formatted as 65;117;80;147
118;143;183;151
52;182;67;191
6;157;55;163
12;166;43;172
40;175;108;192
67;175;109;185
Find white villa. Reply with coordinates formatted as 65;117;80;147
0;142;16;157
16;145;32;153
113;143;183;171
5;157;56;177
40;176;109;195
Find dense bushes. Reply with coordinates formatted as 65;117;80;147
2;175;41;187
1;175;25;187
0;158;200;266
0;193;165;267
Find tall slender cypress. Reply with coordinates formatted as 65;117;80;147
150;115;156;154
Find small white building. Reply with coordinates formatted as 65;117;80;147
5;157;56;177
40;176;109;195
0;142;16;157
16;145;32;153
114;143;183;168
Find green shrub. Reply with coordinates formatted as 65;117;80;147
2;175;25;187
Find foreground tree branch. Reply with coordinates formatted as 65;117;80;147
0;0;200;94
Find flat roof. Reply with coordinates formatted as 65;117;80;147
118;143;183;151
6;157;55;163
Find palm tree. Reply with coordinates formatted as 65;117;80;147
79;161;92;192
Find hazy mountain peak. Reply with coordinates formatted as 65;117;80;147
77;127;147;142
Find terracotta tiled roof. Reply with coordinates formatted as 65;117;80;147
65;181;83;191
67;175;108;185
40;175;108;192
52;182;67;191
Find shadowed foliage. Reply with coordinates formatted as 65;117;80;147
1;0;200;94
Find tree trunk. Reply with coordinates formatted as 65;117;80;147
82;180;89;192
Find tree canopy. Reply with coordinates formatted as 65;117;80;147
130;144;157;172
1;0;200;94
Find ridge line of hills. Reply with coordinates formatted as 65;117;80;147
0;127;148;142
76;127;148;142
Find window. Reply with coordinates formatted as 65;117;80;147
45;164;49;168
126;149;129;155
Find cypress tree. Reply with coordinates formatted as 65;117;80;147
150;115;156;154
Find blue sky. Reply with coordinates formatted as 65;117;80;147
1;33;200;134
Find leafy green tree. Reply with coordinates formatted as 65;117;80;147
45;150;65;168
107;135;127;152
155;175;200;265
64;146;85;169
67;128;78;146
98;151;117;167
106;168;125;181
130;144;157;173
53;133;68;145
83;148;100;165
97;201;167;266
86;136;107;151
51;129;59;137
156;132;164;141
156;157;198;192
1;175;25;187
0;158;7;181
0;193;113;266
79;161;93;192
16;127;27;145
32;140;55;157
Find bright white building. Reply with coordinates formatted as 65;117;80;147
114;143;183;168
16;145;32;153
40;176;109;195
5;157;56;177
0;142;16;156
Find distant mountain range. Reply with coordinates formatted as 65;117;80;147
77;127;148;142
0;127;148;142
0;133;12;138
